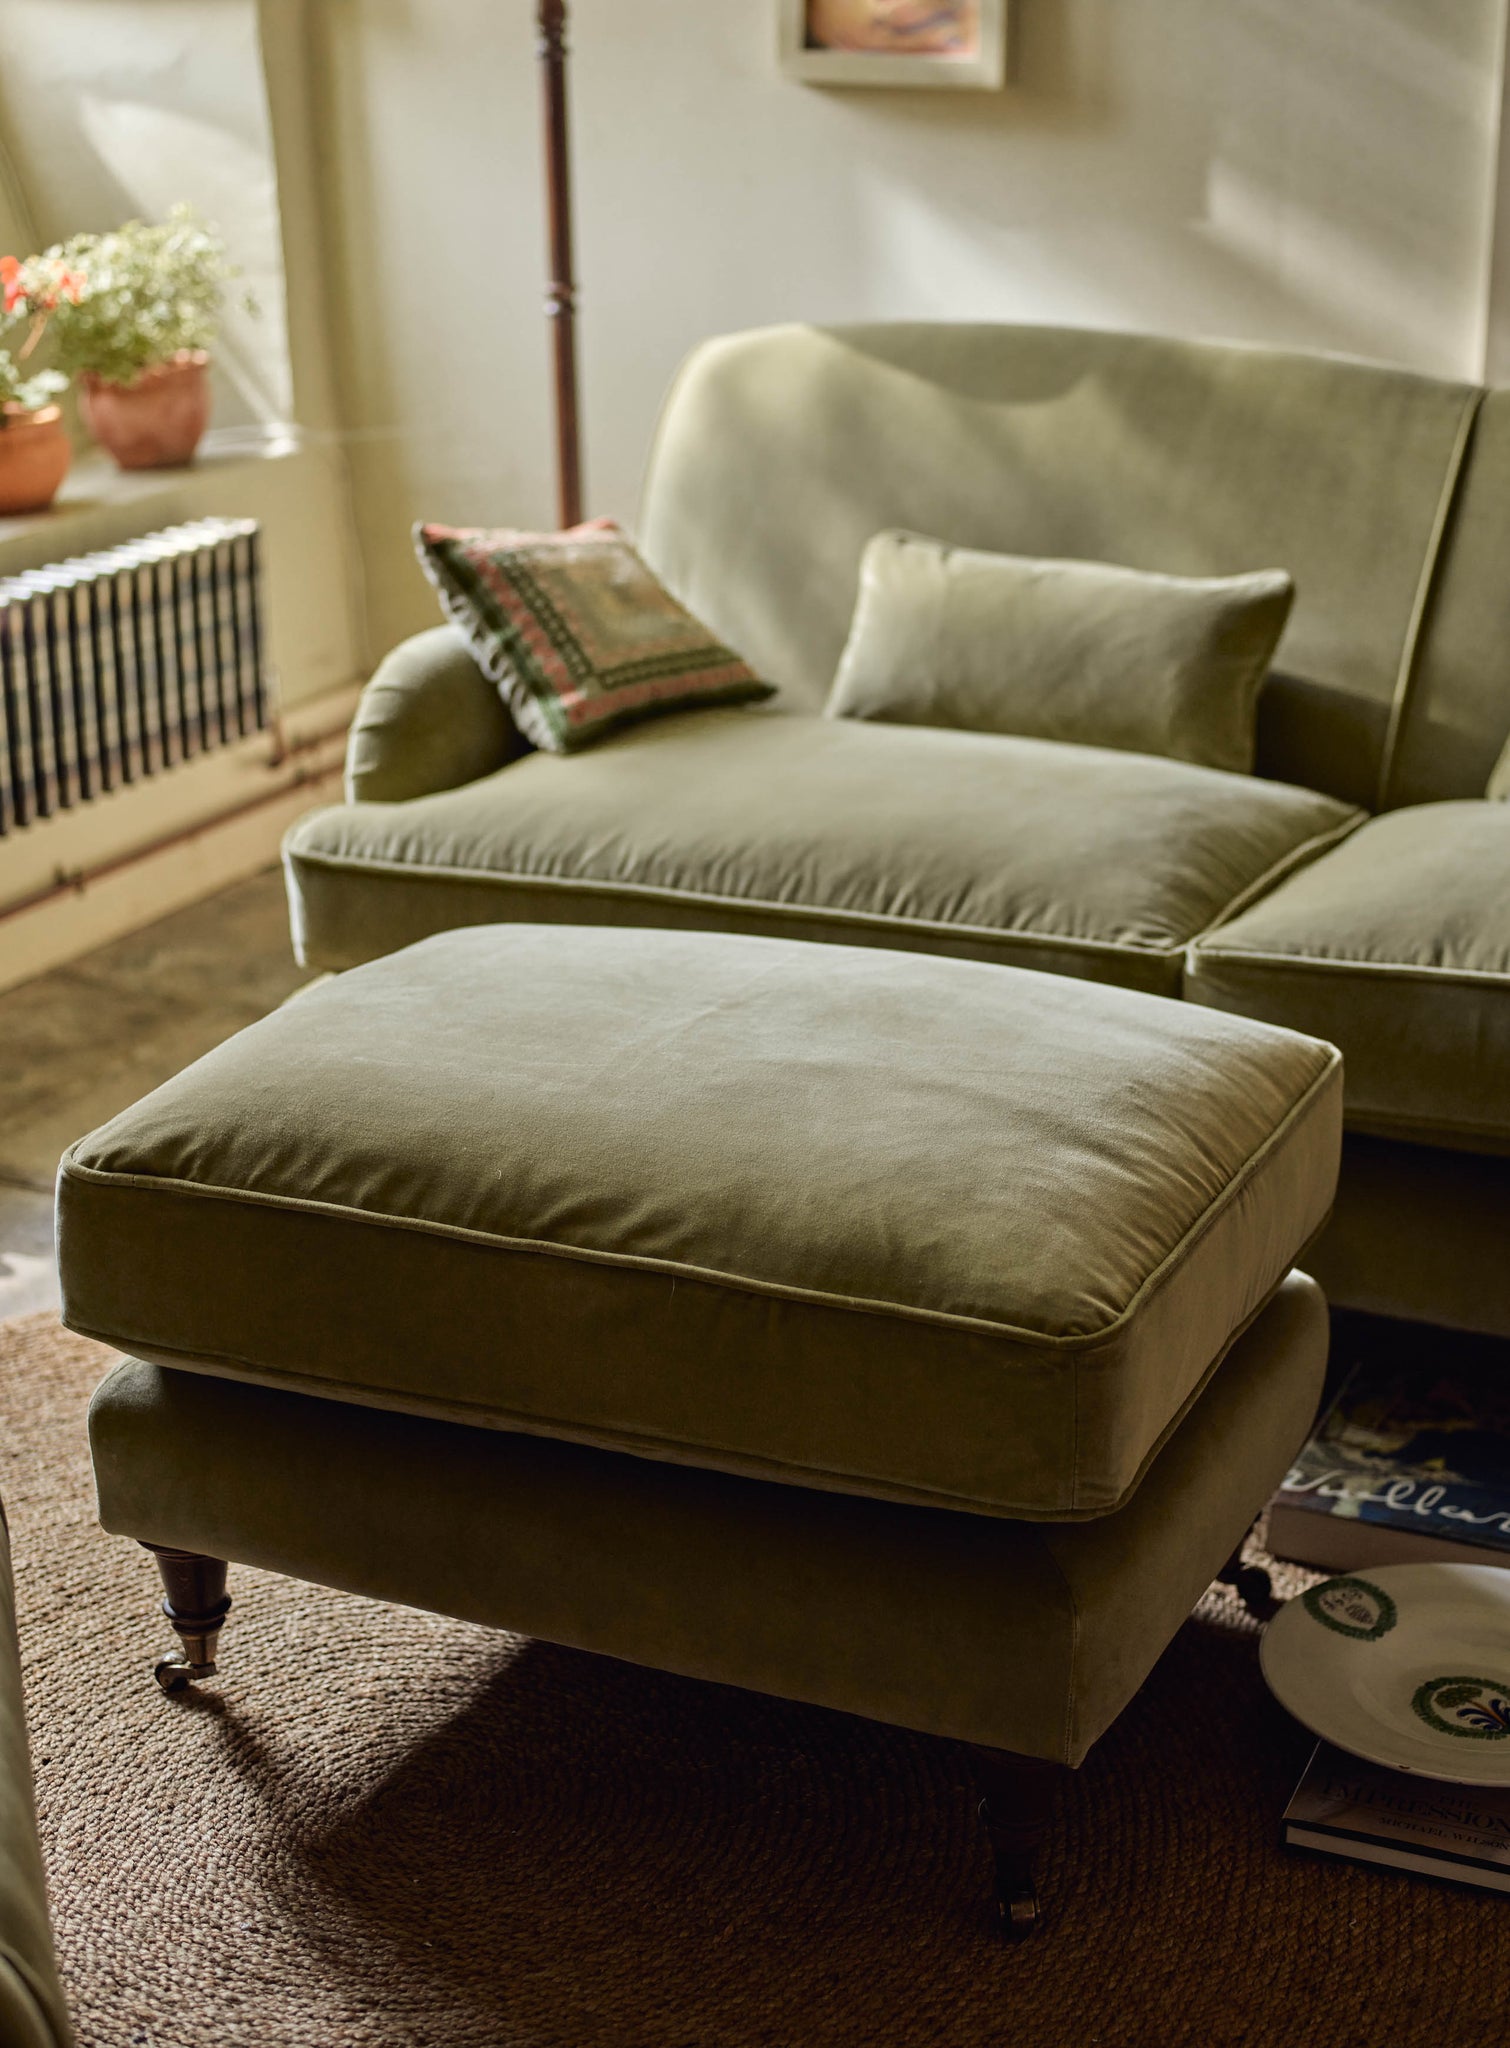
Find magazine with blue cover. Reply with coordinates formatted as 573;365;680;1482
1268;1353;1510;1572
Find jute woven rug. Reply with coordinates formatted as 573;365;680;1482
3;1309;1506;2047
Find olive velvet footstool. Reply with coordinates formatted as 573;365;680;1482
58;927;1340;1937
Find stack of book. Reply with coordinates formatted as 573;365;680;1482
1284;1744;1510;1893
1271;1325;1510;1888
1268;1341;1510;1573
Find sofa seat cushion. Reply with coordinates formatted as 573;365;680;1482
60;926;1342;1521
1186;802;1510;1153
285;709;1361;995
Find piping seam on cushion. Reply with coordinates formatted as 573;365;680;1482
1187;944;1510;991
80;1329;1119;1524
1375;386;1487;812
58;1048;1339;1350
285;841;1294;967
1179;812;1367;974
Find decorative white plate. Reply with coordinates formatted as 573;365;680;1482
1261;1563;1510;1786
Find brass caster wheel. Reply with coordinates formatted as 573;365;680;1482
997;1885;1041;1941
153;1652;214;1695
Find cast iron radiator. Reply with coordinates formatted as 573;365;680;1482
0;516;267;834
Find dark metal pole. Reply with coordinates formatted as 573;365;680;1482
539;0;583;527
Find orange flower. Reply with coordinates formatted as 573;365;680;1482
0;255;21;315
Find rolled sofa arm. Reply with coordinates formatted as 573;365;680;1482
344;625;529;805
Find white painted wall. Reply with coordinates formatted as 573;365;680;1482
0;0;363;710
0;0;295;429
307;0;1510;660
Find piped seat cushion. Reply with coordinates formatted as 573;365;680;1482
88;1273;1329;1767
284;709;1361;994
1187;802;1510;1153
60;926;1341;1521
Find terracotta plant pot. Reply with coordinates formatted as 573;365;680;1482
79;348;210;470
0;403;71;515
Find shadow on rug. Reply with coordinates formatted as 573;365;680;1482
2;1311;1505;2047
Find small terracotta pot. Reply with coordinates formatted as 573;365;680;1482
0;403;71;515
79;349;210;470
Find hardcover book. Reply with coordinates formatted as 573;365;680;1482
1268;1351;1510;1574
1284;1742;1510;1893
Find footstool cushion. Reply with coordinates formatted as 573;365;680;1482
59;926;1341;1520
88;1273;1327;1765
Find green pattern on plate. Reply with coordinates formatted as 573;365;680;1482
1411;1676;1510;1741
1301;1576;1399;1642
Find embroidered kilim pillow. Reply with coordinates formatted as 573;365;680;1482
414;518;775;753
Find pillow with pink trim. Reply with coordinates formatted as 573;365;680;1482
414;518;775;753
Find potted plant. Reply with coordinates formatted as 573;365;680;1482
44;205;240;471
0;253;74;515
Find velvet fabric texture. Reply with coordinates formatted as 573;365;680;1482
1187;803;1510;1153
285;707;1360;995
292;320;1510;1339
638;323;1487;809
825;532;1293;774
1306;1133;1510;1337
344;625;527;805
1390;386;1510;809
414;519;773;753
60;928;1341;1521
88;1274;1328;1768
0;1512;74;2047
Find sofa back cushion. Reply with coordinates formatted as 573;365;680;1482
825;531;1294;774
639;322;1482;809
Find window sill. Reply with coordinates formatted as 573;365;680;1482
0;423;305;567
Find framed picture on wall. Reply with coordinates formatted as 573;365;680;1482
778;1;1007;90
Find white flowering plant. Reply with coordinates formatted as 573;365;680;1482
0;344;64;415
39;205;246;388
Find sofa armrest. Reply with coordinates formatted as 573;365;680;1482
344;625;528;804
0;1511;74;2047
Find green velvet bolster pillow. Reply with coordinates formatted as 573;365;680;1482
825;531;1295;775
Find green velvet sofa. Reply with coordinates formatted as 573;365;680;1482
284;322;1510;1339
0;1507;72;2047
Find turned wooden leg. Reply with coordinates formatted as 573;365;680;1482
968;1745;1065;1940
141;1544;230;1694
1216;1530;1278;1622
